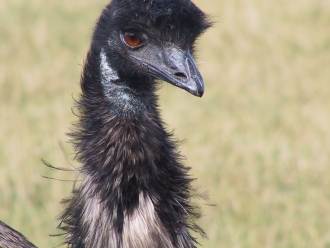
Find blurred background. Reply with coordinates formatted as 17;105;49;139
1;0;330;247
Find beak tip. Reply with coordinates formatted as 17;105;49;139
189;87;204;97
197;90;204;97
195;83;204;97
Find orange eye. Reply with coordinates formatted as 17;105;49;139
123;32;141;47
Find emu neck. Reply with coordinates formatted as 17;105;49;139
61;49;198;248
78;48;167;208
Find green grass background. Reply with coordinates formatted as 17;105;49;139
1;0;330;247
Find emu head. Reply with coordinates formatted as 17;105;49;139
92;0;211;97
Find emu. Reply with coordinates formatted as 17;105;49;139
0;0;211;247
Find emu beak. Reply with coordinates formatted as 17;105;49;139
132;45;205;97
159;47;204;97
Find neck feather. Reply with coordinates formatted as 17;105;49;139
59;48;202;248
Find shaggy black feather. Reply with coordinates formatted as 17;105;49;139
0;221;36;248
58;0;211;247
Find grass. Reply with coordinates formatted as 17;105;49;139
1;0;330;247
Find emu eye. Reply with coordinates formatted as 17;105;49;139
123;32;141;47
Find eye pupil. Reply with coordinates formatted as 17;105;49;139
123;32;141;47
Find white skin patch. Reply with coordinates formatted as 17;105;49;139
100;49;134;106
100;49;119;84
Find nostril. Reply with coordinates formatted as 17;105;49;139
174;72;187;79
